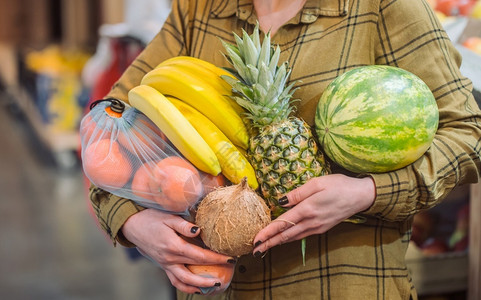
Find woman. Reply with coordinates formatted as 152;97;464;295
89;0;481;299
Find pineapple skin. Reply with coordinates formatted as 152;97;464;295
248;117;330;217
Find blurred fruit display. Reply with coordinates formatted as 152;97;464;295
410;186;470;256
434;0;477;16
472;0;481;17
24;45;91;132
462;36;481;54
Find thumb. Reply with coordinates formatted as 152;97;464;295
280;177;322;207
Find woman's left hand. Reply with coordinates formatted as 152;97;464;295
252;174;376;255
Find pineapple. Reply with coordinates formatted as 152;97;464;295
221;24;330;217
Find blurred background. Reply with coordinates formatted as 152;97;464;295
0;0;480;299
0;0;176;299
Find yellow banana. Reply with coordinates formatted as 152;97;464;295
128;85;221;176
156;58;245;115
236;146;249;158
157;56;234;94
158;56;237;79
168;96;258;189
141;65;249;150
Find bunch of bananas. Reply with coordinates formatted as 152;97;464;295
128;56;258;189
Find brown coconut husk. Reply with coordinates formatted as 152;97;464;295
195;177;271;257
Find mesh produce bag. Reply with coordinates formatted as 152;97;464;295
80;98;225;215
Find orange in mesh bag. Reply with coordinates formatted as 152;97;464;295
131;157;203;212
80;98;225;214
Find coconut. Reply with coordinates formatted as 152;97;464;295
195;177;271;257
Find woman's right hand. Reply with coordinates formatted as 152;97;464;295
121;208;236;294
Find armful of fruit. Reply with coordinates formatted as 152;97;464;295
252;174;376;254
121;209;236;295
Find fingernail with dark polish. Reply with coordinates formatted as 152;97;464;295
190;226;199;234
254;251;264;258
214;282;221;287
278;196;288;206
254;240;262;247
227;258;237;264
195;292;200;294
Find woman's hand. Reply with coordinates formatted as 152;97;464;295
252;174;376;255
121;208;236;294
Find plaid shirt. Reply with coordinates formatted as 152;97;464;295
89;0;481;299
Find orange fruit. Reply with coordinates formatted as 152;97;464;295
186;264;235;295
82;139;132;188
131;162;158;202
117;114;168;157
201;173;227;194
135;115;167;144
79;114;112;146
80;102;125;146
151;157;203;212
130;157;203;212
131;161;177;210
156;156;198;173
81;102;169;165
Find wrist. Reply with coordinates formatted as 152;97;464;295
359;176;376;212
121;209;146;246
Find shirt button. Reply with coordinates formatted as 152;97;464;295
301;13;317;23
238;265;247;273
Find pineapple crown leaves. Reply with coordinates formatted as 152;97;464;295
220;23;299;127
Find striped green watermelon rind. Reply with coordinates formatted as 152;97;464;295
314;65;439;173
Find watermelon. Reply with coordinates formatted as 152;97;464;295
315;65;438;173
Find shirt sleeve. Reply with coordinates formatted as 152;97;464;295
88;0;190;246
363;0;481;221
89;184;145;247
